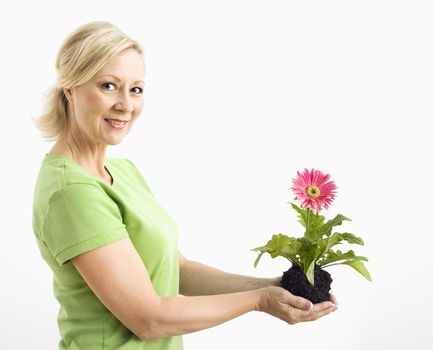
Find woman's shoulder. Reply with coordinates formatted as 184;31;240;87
38;154;100;189
33;155;106;236
33;155;102;210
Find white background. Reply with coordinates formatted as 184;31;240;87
1;0;432;349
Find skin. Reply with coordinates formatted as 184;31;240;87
48;48;338;341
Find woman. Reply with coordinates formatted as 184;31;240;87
32;21;337;350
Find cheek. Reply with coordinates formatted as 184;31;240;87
80;91;112;116
134;100;145;117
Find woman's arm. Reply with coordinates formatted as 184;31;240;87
72;238;337;340
179;253;280;295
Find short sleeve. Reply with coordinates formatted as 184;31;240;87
42;183;129;266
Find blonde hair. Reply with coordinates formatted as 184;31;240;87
34;21;145;141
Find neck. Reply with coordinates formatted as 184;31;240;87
52;134;109;181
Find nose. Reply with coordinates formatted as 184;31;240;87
114;94;134;112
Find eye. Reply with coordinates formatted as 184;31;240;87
131;86;143;94
101;82;117;91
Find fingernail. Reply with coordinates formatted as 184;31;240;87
307;302;313;310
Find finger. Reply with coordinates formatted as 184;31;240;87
329;294;339;306
295;301;336;322
309;303;337;320
284;292;313;311
314;301;336;312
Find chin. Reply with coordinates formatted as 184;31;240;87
107;139;125;146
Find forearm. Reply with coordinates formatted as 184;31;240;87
141;289;263;339
141;284;335;340
180;258;280;296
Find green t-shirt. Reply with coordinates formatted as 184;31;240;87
32;154;183;350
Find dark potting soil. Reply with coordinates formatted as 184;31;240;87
280;264;332;304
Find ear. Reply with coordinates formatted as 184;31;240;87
63;88;73;103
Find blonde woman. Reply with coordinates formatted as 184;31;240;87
32;21;338;350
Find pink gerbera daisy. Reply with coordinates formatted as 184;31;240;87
291;168;337;212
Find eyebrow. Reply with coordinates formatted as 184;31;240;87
97;74;144;85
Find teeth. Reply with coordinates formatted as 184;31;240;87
106;119;126;125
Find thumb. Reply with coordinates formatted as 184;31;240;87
285;292;313;310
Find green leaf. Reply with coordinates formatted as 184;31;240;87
320;249;368;266
336;232;364;245
306;260;316;286
324;232;363;253
265;234;292;257
313;232;363;267
341;260;372;282
253;251;266;268
251;234;301;267
319;249;371;281
298;240;322;286
313;234;340;266
318;214;352;238
281;242;302;259
290;203;308;228
290;203;327;242
324;233;343;253
297;237;313;262
306;212;326;241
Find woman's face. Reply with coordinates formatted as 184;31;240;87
67;49;145;146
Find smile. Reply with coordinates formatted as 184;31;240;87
104;118;129;129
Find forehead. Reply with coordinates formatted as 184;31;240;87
96;49;145;82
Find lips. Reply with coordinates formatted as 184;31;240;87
104;118;128;123
104;118;129;128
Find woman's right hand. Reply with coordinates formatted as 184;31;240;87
257;286;338;325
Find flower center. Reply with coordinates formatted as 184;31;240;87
306;185;321;199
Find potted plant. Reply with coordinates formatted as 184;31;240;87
252;168;371;304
